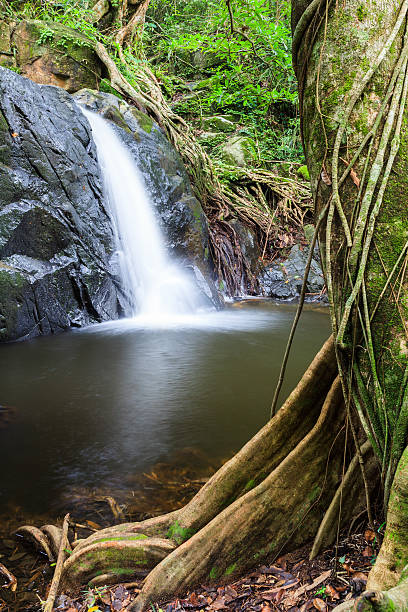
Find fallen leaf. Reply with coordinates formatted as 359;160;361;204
312;598;327;611
342;562;353;575
325;584;340;600
362;546;373;557
210;595;227;610
261;605;272;612
86;520;101;530
364;529;376;543
351;572;368;582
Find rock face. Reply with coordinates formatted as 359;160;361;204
1;20;102;92
260;244;325;301
0;67;122;342
74;89;220;307
0;69;219;342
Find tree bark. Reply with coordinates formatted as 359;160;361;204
292;0;408;597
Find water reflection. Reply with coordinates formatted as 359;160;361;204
0;302;330;516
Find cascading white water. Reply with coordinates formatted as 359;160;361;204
82;108;199;317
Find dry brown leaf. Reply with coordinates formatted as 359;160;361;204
321;166;332;185
225;585;238;598
342;562;353;575
189;592;199;606
351;572;368;582
312;597;327;611
210;595;227;610
325;584;340;600
364;529;376;542
349;167;360;188
362;546;373;557
261;604;273;612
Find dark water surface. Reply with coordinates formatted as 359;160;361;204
0;301;330;517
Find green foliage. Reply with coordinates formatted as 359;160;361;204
5;0;302;164
145;0;301;162
7;0;100;42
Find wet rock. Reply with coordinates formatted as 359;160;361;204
260;244;325;301
219;135;257;167
74;89;221;307
229;219;261;291
10;20;101;92
0;67;121;342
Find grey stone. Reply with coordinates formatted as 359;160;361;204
0;68;220;342
219;135;257;167
0;67;121;342
259;244;325;301
200;116;235;133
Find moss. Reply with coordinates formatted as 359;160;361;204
225;563;237;575
297;165;310;181
209;566;219;580
244;479;256;491
167;521;196;545
129;108;154;133
92;535;148;544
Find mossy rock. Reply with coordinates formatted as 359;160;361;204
200;116;235;133
12;20;101;92
219;135;257;167
297;164;310;181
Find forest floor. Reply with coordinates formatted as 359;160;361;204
0;456;381;612
52;525;380;612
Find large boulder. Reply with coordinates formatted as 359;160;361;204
0;67;122;342
219;135;257;167
260;244;325;301
2;20;102;92
74;89;220;306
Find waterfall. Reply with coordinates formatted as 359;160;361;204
82;108;199;318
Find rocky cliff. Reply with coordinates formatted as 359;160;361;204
0;68;218;342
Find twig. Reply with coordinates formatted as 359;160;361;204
0;563;17;591
44;514;70;612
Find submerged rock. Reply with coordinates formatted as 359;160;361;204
74;89;220;307
0;67;122;342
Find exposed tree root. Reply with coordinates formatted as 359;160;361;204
62;537;176;589
41;525;64;558
14;526;55;561
128;375;346;611
310;440;377;560
44;514;70;612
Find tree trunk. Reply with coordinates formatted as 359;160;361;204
292;0;408;601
